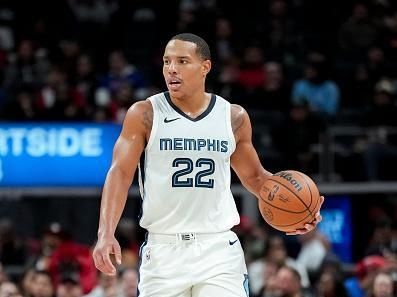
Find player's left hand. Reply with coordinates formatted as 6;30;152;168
286;196;324;236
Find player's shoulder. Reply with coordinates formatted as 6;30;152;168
122;98;155;135
230;104;245;115
230;104;249;121
230;104;251;137
126;99;153;118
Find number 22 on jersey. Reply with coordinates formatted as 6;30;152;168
172;158;215;188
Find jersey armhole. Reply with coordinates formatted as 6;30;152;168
145;98;158;151
225;102;236;153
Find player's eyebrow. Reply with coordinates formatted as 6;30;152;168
163;55;191;59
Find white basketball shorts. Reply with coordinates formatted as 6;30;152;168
138;230;249;297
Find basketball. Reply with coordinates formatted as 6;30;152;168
258;170;321;233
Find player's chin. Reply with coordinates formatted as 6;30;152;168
168;88;184;98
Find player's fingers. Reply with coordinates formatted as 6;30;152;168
304;223;314;231
286;230;304;235
319;196;325;207
286;228;307;235
94;253;110;274
93;249;104;266
286;231;299;235
101;248;117;275
93;252;103;268
112;243;122;265
286;213;322;236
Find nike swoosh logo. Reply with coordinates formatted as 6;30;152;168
164;117;181;123
229;239;238;246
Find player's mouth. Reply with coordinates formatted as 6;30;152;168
168;78;182;90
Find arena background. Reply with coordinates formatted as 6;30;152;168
0;1;397;297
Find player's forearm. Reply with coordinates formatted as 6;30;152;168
241;168;272;199
97;166;133;237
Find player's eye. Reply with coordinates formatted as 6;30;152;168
179;59;188;64
163;60;170;65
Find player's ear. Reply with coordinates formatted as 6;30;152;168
202;60;211;77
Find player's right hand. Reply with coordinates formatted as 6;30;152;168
92;235;122;276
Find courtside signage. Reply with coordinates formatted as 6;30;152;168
0;123;120;186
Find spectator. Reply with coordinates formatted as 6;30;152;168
365;218;394;257
251;259;279;297
114;219;139;270
296;230;329;279
248;235;310;295
291;57;340;117
260;0;300;62
67;0;118;52
56;272;83;297
48;233;97;294
83;272;118;297
275;266;309;297
97;50;147;102
315;271;349;297
214;18;235;63
368;272;394;297
255;61;290;111
20;269;36;297
31;223;65;272
0;263;8;284
2;89;38;121
361;78;397;180
339;3;379;59
0;218;27;266
38;67;87;121
272;102;325;173
56;39;81;81
0;281;22;297
30;270;54;297
3;39;50;93
238;46;266;91
345;255;387;297
118;269;137;297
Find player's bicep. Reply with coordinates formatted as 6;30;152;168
230;106;271;193
231;139;263;182
109;104;148;181
110;134;145;180
231;107;262;177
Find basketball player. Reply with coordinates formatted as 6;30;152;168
93;33;324;297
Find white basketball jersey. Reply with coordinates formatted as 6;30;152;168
138;92;240;234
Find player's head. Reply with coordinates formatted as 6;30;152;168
171;33;211;61
163;33;211;99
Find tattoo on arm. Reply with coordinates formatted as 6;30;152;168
231;107;244;134
142;109;153;132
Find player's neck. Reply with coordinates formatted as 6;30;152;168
170;91;211;119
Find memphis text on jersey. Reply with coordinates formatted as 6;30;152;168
160;138;229;153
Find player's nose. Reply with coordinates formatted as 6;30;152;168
168;61;178;74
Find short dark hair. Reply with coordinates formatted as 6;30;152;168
170;33;211;61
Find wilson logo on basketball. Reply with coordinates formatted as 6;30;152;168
267;184;279;201
273;172;303;192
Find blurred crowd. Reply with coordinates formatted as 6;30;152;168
0;220;139;297
0;0;397;179
1;201;397;297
